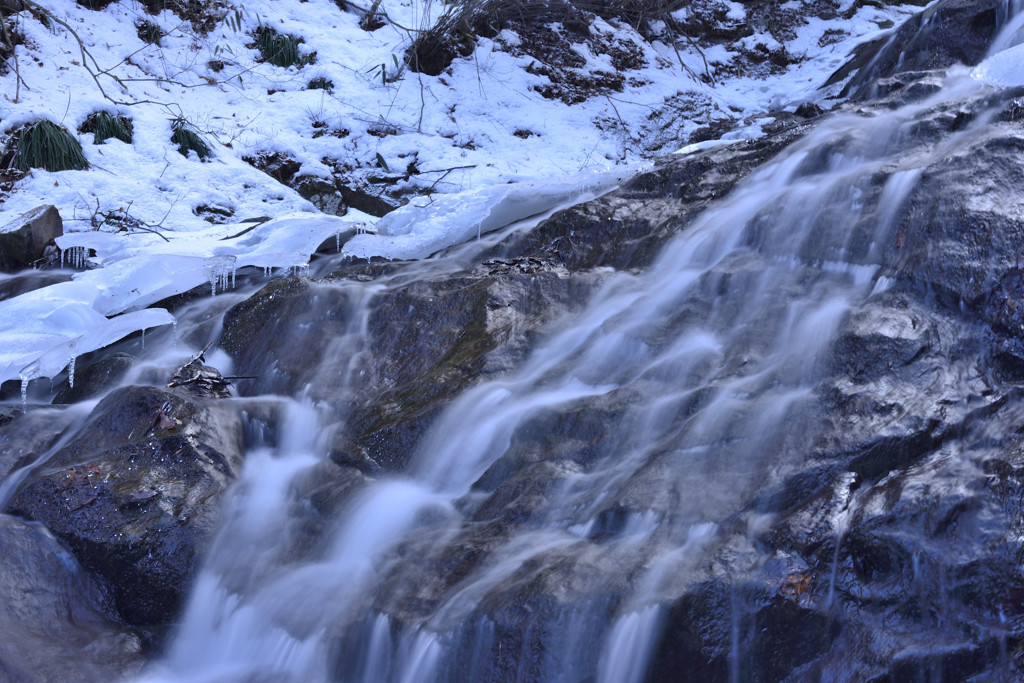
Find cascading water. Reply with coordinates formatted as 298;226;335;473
116;48;1024;683
123;51;1024;681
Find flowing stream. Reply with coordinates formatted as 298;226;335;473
139;33;1024;681
3;7;1023;682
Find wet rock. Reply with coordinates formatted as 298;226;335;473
52;352;136;404
5;384;245;625
220;260;586;474
645;583;732;682
339;184;400;217
295;175;346;216
0;269;72;302
830;0;1005;99
0;204;62;272
339;275;503;472
491;130;802;273
0;404;76;485
0;515;143;682
0;404;22;429
220;276;364;398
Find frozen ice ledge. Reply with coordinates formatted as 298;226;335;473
0;165;644;387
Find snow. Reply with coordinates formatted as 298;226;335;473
0;0;922;389
343;163;650;261
971;44;1024;87
972;12;1024;87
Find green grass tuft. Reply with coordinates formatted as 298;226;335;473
255;26;315;68
136;20;163;46
170;117;213;160
81;111;134;145
7;120;89;172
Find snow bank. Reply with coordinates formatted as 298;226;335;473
972;43;1024;87
343;164;649;260
0;212;367;387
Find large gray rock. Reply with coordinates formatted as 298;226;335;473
5;384;245;625
828;0;1006;99
0;514;143;682
0;204;62;272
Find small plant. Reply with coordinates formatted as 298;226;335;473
5;120;89;172
254;25;315;68
170;117;213;160
306;76;334;91
80;111;134;144
136;19;164;46
221;7;245;33
371;54;403;85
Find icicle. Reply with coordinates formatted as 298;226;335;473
141;327;146;349
68;246;86;269
231;266;236;290
172;320;179;343
19;376;28;410
336;231;341;252
60;248;65;269
68;356;76;389
210;274;217;297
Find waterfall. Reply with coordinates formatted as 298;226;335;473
130;24;1022;683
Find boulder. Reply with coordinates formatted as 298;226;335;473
0;204;62;272
0;515;143;682
828;0;1006;99
5;384;245;625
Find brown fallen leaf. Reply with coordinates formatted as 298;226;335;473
780;572;813;597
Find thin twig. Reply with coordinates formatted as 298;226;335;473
604;95;636;144
665;14;716;85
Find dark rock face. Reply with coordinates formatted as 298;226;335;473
4;385;244;625
0;515;143;682
637;79;1024;683
52;352;136;404
0;404;74;484
219;261;596;473
831;0;1006;99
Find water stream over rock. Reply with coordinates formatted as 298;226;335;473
6;1;1024;681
